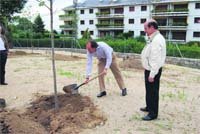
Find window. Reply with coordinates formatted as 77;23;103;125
129;19;134;24
141;18;146;24
69;31;72;35
114;8;123;14
193;32;200;37
141;6;147;11
194;17;200;23
90;31;94;35
68;21;72;25
80;10;84;14
89;9;93;14
129;31;134;37
140;31;145;36
195;3;200;9
129;6;135;12
81;31;84;35
89;20;94;25
80;20;85;25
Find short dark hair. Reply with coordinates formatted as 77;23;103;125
90;40;98;48
148;21;158;29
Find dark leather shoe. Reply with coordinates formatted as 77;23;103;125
140;107;149;112
97;91;106;98
121;88;127;96
142;115;157;121
0;83;8;85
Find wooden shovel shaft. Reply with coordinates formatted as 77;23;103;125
73;72;104;90
87;72;104;83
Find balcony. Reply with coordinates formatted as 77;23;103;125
96;12;124;18
151;8;189;17
96;23;124;30
59;25;75;30
59;14;76;21
159;22;187;30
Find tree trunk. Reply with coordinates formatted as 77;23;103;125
50;0;59;110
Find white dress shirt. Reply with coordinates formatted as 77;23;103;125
141;31;166;78
0;37;6;50
86;41;113;77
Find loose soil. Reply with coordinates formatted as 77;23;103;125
0;94;106;134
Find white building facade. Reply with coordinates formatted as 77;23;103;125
59;0;200;42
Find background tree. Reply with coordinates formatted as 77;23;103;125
53;30;58;34
33;14;45;34
9;16;34;38
61;30;64;35
0;0;27;24
82;28;91;39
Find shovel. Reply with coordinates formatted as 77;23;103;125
63;72;104;95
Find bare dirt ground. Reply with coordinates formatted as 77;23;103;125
0;49;200;134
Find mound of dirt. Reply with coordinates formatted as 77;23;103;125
11;51;27;55
119;57;143;70
0;94;106;134
54;54;85;61
8;51;40;58
0;110;46;134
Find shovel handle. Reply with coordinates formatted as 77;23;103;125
73;72;104;90
74;82;86;90
87;72;104;83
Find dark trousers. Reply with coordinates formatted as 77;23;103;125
145;68;162;117
0;50;7;84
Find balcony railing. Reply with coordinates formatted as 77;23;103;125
59;25;75;30
59;14;76;20
151;8;189;16
158;22;187;26
159;23;187;30
96;12;124;18
96;23;124;29
152;8;188;13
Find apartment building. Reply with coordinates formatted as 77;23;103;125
59;0;200;42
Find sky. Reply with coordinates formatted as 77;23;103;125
20;0;84;32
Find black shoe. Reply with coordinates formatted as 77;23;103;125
142;115;157;121
140;107;149;112
121;88;127;96
97;91;106;98
0;83;8;85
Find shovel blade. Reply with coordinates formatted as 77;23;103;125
63;84;79;95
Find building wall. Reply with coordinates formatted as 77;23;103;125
124;5;151;37
187;2;200;42
61;1;200;42
77;8;98;39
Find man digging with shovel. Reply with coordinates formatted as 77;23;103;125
85;40;127;98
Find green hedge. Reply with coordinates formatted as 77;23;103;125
167;44;200;58
13;38;75;48
12;38;200;59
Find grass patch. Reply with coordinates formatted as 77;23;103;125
113;128;121;134
162;90;187;101
153;121;173;131
137;127;148;131
196;76;200;83
58;69;74;78
162;92;176;100
177;90;187;101
14;67;30;72
166;81;177;88
128;112;141;121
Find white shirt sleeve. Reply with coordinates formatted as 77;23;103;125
103;46;113;69
86;51;93;78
